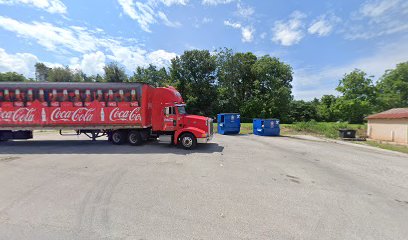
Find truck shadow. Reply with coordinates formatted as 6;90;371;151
0;140;224;155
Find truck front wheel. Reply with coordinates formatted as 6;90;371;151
111;130;127;145
128;130;142;146
179;133;197;150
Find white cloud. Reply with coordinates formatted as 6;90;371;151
70;51;106;76
147;50;177;67
106;46;146;70
202;17;212;23
293;38;408;100
241;26;254;42
272;11;306;46
0;0;66;14
159;0;188;6
224;20;241;29
157;11;181;27
360;0;399;18
118;0;155;32
236;3;254;18
0;16;177;75
193;17;213;28
0;48;38;77
0;16;98;53
117;0;184;32
345;0;408;39
308;14;340;37
202;0;234;6
224;20;254;43
308;20;331;36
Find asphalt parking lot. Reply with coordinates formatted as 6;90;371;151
0;132;407;240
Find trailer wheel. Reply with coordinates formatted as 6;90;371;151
111;130;127;145
128;131;142;146
179;133;197;150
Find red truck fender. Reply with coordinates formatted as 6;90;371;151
174;127;206;144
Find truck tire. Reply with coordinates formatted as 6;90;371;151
179;133;197;150
128;130;142;146
111;130;127;145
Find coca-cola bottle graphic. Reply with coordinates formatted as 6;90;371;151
41;108;47;122
39;89;47;106
4;89;10;101
15;89;21;101
119;89;124;102
100;108;105;122
39;89;44;102
131;89;137;101
51;89;57;101
108;89;114;101
27;89;33;101
85;89;91;102
62;89;68;101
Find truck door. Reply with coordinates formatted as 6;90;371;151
163;106;177;131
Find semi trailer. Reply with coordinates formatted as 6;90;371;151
0;82;213;149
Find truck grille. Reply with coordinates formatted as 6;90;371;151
209;119;214;136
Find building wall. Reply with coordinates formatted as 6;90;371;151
367;119;408;144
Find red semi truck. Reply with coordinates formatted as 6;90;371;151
0;82;213;149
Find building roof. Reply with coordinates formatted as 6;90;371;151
366;108;408;120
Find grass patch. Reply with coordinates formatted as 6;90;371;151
214;121;366;138
213;123;253;134
214;121;407;155
282;121;366;139
364;140;408;154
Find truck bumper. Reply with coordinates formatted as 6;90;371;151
197;134;213;144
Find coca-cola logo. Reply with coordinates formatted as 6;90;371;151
109;107;141;122
51;108;95;122
0;108;36;122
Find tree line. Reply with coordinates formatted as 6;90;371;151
0;49;407;123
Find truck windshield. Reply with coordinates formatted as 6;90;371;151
177;106;187;115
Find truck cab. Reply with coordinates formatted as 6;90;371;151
151;87;213;149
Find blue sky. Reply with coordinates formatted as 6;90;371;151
0;0;407;100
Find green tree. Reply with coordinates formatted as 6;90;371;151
131;64;169;87
170;50;217;116
0;72;28;82
242;55;293;121
103;62;128;83
288;99;320;122
72;70;85;82
35;62;50;81
377;62;408;110
47;67;73;82
216;49;257;115
95;74;104;82
318;95;338;122
335;69;376;123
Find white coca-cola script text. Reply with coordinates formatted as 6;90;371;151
109;107;141;122
51;108;95;122
0;108;36;122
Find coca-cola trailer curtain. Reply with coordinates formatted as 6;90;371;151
0;82;144;127
0;100;142;126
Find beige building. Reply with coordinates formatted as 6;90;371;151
366;108;408;145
